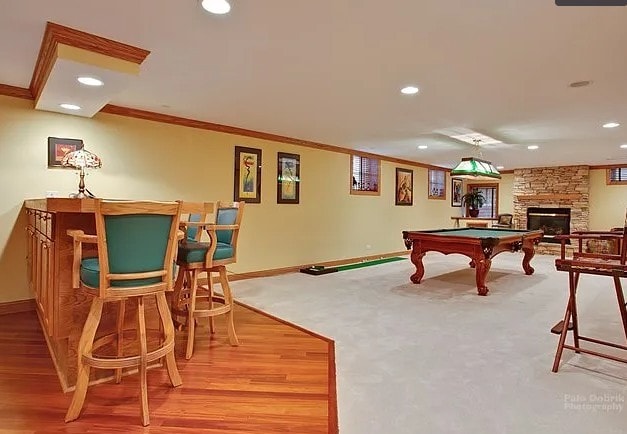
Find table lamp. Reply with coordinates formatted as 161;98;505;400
61;148;102;198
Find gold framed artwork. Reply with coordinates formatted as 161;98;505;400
395;168;413;206
47;137;83;168
277;152;300;204
234;146;262;203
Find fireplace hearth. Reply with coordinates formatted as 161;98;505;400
527;207;571;244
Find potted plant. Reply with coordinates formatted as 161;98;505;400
461;190;485;217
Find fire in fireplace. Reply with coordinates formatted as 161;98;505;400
527;207;571;244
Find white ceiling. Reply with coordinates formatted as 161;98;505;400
1;0;627;170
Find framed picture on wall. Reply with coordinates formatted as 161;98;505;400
277;152;300;204
395;168;413;206
234;146;262;203
451;178;463;207
47;137;83;168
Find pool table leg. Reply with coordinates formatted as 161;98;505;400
409;251;425;283
475;258;491;296
522;246;536;275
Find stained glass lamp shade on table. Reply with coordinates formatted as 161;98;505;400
61;149;102;198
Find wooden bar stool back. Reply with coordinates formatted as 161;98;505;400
552;209;627;372
65;200;183;426
171;201;215;329
173;201;244;359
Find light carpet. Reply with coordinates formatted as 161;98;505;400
231;253;626;434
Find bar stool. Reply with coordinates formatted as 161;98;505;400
552;210;627;372
172;201;244;359
65;200;183;426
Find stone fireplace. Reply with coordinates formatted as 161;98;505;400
513;165;589;254
527;207;571;243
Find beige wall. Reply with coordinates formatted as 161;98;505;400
3;96;624;303
589;169;627;229
0;96;454;303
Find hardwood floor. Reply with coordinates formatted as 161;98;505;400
0;302;337;433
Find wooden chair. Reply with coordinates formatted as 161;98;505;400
466;221;489;228
493;213;513;229
172;201;244;359
65;200;183;426
551;210;627;372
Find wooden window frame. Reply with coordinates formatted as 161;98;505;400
350;155;381;196
606;166;627;185
428;169;446;200
466;183;499;218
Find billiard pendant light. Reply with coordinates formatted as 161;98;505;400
450;139;501;180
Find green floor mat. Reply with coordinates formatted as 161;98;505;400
335;256;406;271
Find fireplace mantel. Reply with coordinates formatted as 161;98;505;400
516;193;582;201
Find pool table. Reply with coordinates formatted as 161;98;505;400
402;228;543;296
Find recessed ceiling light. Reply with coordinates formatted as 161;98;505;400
603;122;620;128
527;145;539;150
77;76;103;86
59;103;81;110
496;166;504;170
418;145;428;149
401;86;419;95
201;0;231;14
621;144;627;149
569;80;592;88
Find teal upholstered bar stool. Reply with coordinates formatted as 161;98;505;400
171;202;215;329
65;200;183;426
172;201;244;359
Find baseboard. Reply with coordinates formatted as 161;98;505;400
3;251;410;313
223;250;410;282
0;299;36;316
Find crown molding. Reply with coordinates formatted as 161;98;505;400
101;104;445;171
0;86;439;170
0;84;33;100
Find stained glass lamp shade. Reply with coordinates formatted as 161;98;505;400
450;157;501;180
61;149;102;198
450;138;501;180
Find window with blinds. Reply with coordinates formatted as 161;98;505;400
351;155;380;195
428;169;446;199
469;184;499;218
607;166;627;185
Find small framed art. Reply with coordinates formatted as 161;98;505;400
451;178;463;207
277;152;300;204
234;146;262;203
47;137;83;168
395;168;413;206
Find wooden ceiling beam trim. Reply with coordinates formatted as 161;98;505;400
29;22;150;101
